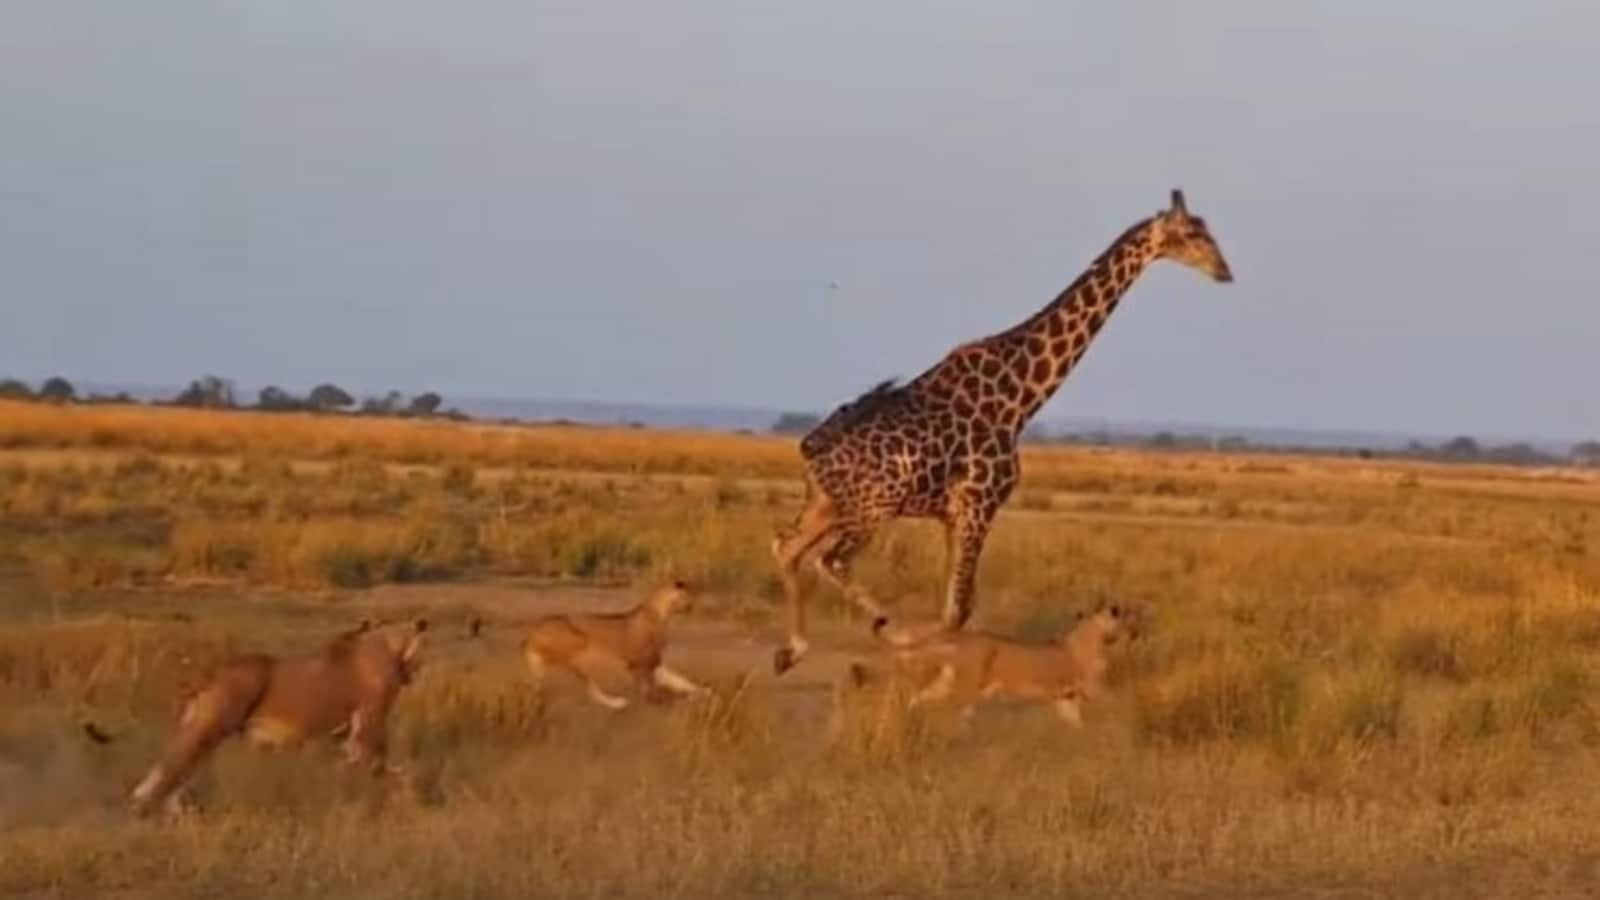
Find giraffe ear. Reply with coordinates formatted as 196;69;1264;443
1169;189;1187;215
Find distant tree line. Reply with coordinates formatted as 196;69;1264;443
1;376;81;404
0;374;465;421
768;409;1600;469
1048;426;1588;468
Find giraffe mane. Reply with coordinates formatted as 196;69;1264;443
854;378;899;404
835;378;900;421
798;378;903;458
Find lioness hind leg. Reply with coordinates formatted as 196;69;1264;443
524;647;549;691
908;664;956;709
343;706;395;775
130;737;219;817
1053;696;1084;728
584;679;630;710
130;766;175;818
651;664;709;698
129;686;242;817
163;786;197;818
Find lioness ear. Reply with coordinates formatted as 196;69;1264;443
413;618;429;634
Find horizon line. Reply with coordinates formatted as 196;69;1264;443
38;376;1588;451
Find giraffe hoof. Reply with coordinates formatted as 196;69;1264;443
773;647;797;675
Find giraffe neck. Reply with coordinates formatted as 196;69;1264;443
1006;218;1160;425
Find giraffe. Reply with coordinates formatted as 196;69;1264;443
769;188;1233;674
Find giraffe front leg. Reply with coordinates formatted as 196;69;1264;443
934;499;998;627
940;506;995;631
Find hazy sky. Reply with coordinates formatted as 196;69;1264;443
3;2;1597;438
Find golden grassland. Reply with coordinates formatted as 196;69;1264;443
0;399;802;477
4;400;1600;898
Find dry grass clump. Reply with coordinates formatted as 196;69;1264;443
1133;649;1305;747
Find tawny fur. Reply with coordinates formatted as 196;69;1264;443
856;604;1142;726
522;580;708;710
122;618;427;817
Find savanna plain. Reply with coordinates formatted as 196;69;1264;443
4;400;1600;899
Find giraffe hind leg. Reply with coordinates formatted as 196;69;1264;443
770;493;841;675
813;527;889;633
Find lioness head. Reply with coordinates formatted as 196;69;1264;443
1071;603;1143;646
373;617;428;684
650;579;696;618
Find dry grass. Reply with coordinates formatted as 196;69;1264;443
0;399;801;477
5;402;1600;897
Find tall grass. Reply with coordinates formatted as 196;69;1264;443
5;404;1600;896
5;609;1600;899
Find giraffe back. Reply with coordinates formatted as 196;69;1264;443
798;378;903;460
798;374;1016;522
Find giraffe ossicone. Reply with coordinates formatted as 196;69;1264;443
769;188;1233;674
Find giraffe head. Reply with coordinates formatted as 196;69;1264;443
1151;189;1232;283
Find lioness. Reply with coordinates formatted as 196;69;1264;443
523;580;708;709
859;603;1142;726
120;617;427;817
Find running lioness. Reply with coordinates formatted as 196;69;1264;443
862;603;1142;725
119;617;427;816
523;580;708;709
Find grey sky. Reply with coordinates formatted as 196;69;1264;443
3;2;1597;438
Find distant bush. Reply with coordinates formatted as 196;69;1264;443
359;390;407;415
256;385;307;412
1570;440;1600;466
1440;436;1481;459
771;412;821;435
38;376;76;403
308;383;355;411
409;392;443;416
172;375;237;409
